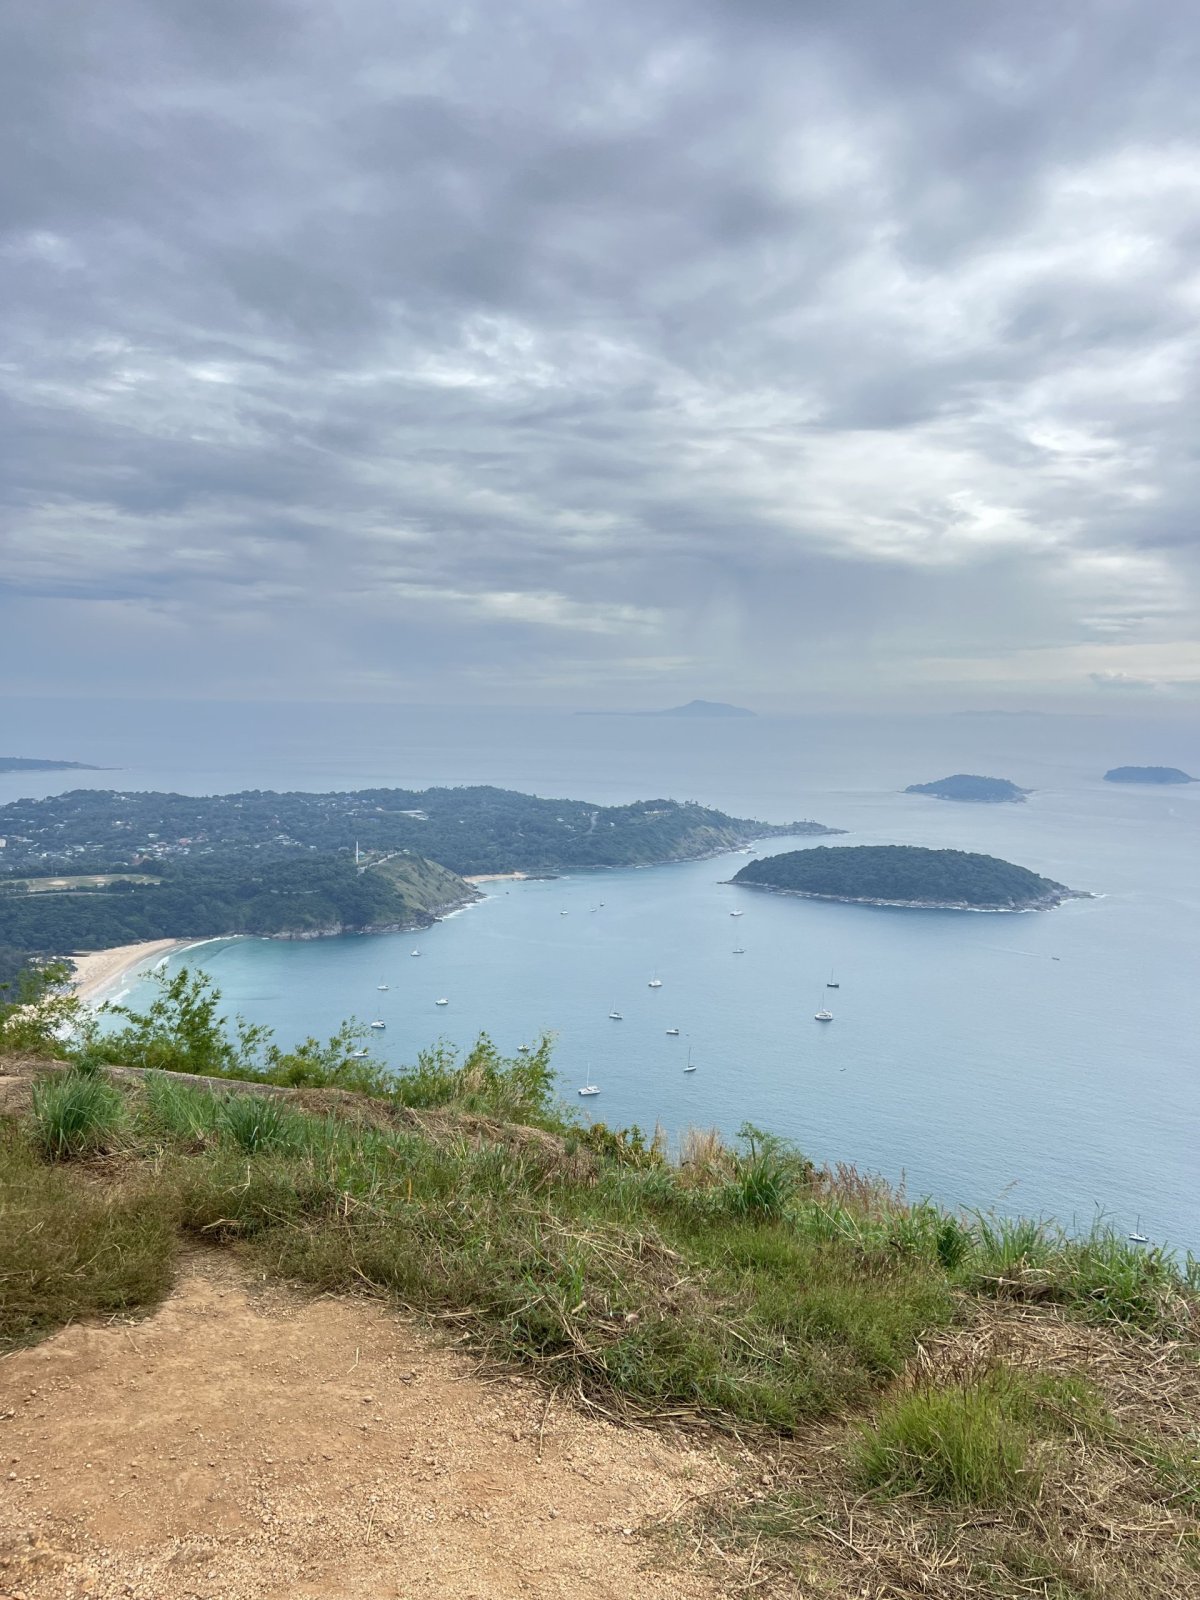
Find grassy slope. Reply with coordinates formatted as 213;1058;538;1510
2;1058;1198;1597
367;853;479;913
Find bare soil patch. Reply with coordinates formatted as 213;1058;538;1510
0;1255;730;1600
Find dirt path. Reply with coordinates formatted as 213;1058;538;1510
0;1258;730;1600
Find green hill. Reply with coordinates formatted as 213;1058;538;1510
732;845;1078;910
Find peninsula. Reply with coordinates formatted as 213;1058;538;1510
1103;766;1195;785
0;756;100;773
732;844;1080;911
905;774;1029;803
0;784;836;972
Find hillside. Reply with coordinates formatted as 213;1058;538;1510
733;844;1078;909
0;784;830;879
1;1017;1197;1600
0;853;477;959
905;773;1029;803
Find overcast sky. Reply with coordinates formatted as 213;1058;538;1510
2;0;1198;710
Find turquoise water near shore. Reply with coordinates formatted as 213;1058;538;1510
6;700;1198;1248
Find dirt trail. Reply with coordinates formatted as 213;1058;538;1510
0;1257;730;1600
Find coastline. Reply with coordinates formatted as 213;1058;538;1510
732;882;1084;912
70;939;194;1004
463;871;530;884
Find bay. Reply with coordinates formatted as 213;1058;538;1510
6;698;1198;1248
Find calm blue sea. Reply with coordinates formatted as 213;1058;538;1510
4;700;1198;1248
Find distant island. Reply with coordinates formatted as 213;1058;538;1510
1103;766;1195;785
0;756;100;773
904;774;1029;804
732;845;1082;911
0;785;837;974
577;699;755;718
648;700;755;718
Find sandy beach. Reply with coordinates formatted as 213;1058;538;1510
462;870;530;884
69;939;190;1004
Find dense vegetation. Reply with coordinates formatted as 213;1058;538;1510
2;965;1198;1596
905;774;1029;803
733;845;1076;909
0;853;472;962
0;784;826;879
1104;765;1194;784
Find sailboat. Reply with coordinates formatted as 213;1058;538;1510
665;1027;680;1036
730;909;744;917
351;1048;370;1058
436;997;449;1006
369;1019;387;1030
732;946;745;955
1129;1217;1149;1244
578;1068;600;1097
684;1047;697;1074
826;967;839;989
608;1007;623;1020
410;949;420;957
648;974;663;988
377;982;389;991
814;994;833;1022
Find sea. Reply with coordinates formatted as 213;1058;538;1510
4;698;1198;1250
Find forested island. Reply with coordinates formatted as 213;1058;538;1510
1103;766;1194;785
732;845;1080;910
0;756;99;773
0;785;834;973
904;774;1029;803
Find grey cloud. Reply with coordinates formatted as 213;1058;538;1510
2;0;1199;706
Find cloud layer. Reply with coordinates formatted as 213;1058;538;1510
2;0;1198;705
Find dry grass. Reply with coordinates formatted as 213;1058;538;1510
684;1302;1200;1598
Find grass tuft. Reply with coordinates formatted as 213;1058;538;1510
30;1069;126;1160
853;1369;1045;1507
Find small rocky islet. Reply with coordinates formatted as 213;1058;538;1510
904;773;1029;803
1103;766;1194;785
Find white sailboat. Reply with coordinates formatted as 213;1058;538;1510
665;1027;680;1036
369;1020;386;1030
578;1067;600;1097
684;1047;697;1074
608;1006;623;1019
648;974;663;988
826;967;839;989
410;949;420;957
377;983;389;991
730;909;744;917
436;997;449;1006
814;999;833;1022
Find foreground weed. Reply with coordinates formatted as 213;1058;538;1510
30;1070;126;1160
